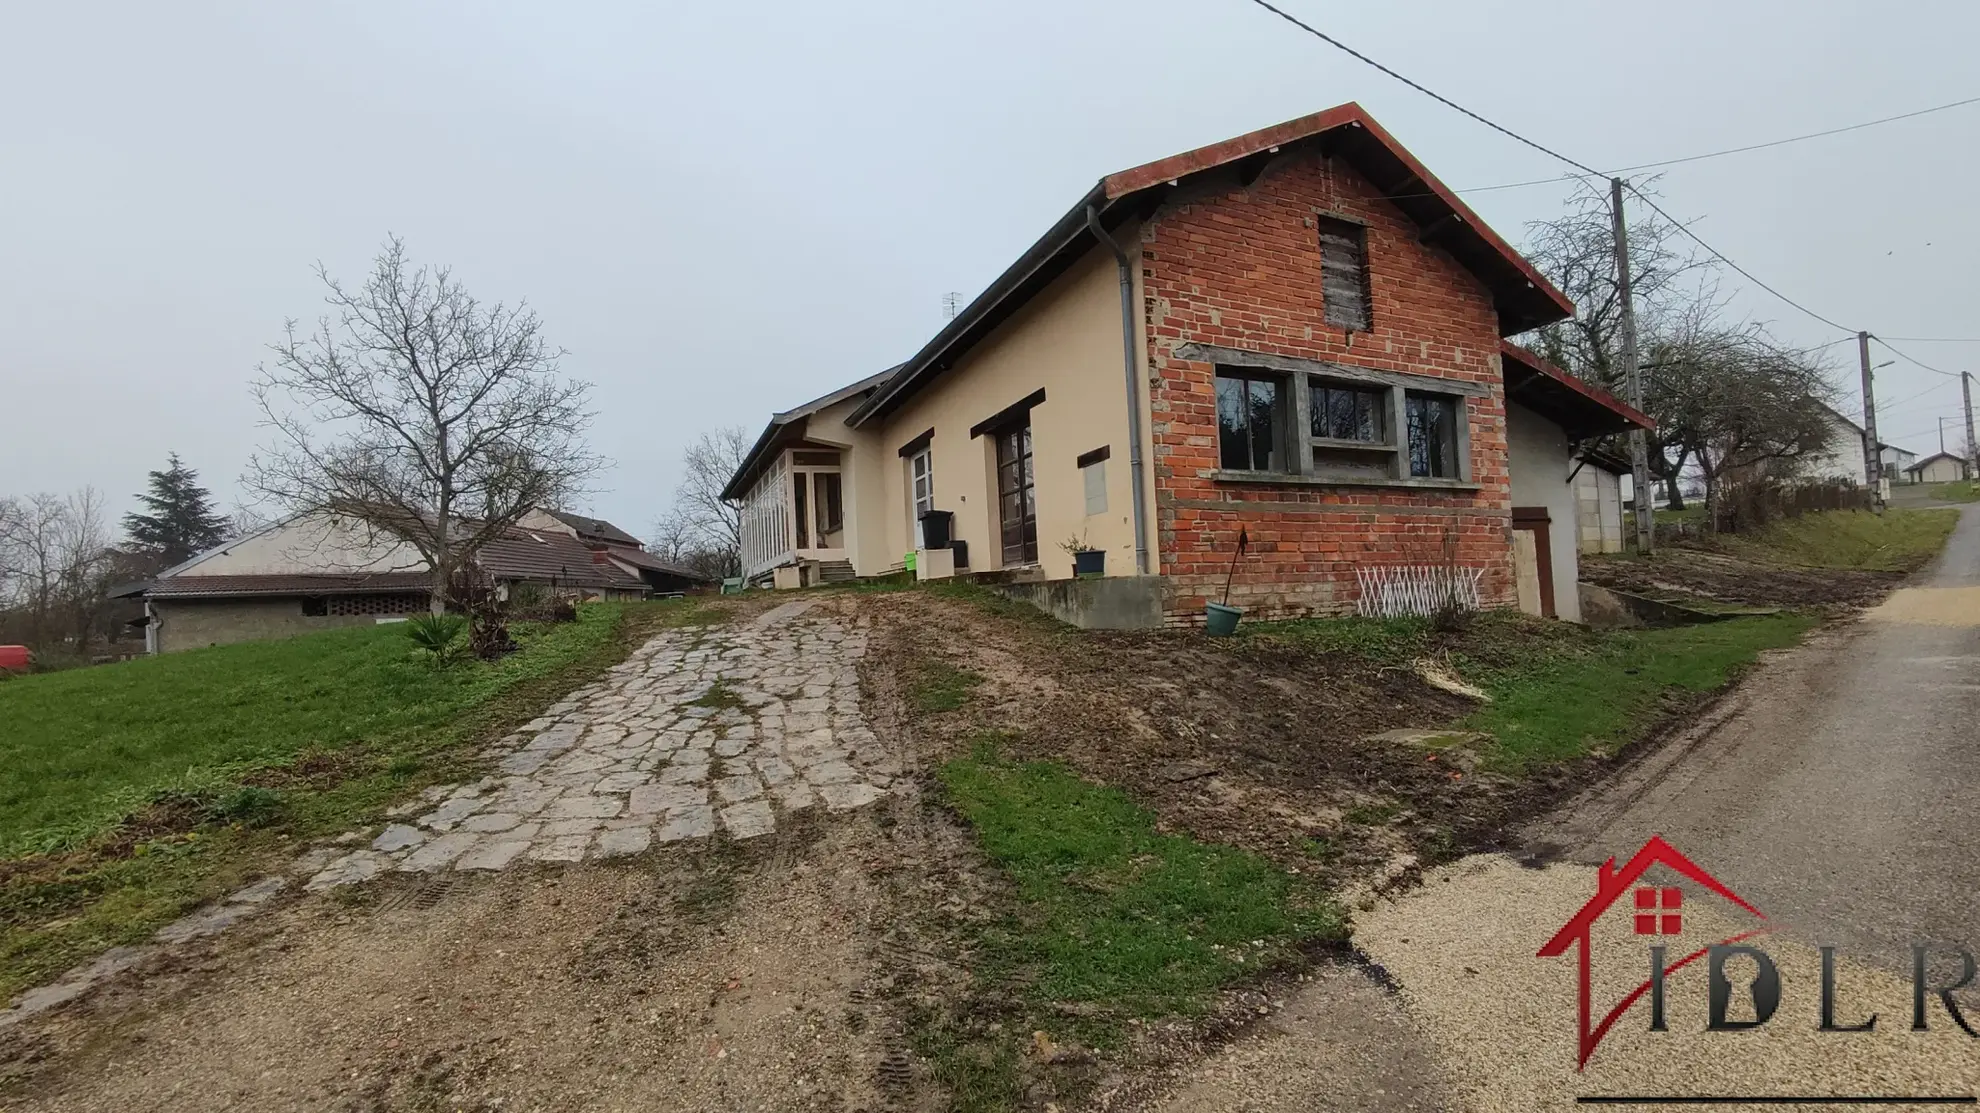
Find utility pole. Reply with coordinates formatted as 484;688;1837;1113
1859;331;1883;503
1963;371;1977;475
1611;177;1653;552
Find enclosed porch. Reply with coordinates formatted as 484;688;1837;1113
738;445;850;583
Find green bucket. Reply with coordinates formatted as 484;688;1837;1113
1204;601;1242;636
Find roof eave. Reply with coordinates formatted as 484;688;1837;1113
847;182;1112;429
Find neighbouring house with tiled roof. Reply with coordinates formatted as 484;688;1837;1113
724;103;1650;625
121;509;680;653
515;508;710;595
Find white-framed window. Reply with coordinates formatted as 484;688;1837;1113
910;446;934;545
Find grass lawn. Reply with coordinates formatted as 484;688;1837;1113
1924;480;1980;504
1246;609;1815;771
924;742;1340;1109
1457;613;1814;770
0;599;716;1002
1716;507;1958;572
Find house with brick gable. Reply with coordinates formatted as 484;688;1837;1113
723;103;1650;626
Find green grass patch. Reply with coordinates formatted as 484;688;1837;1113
0;605;628;855
1461;612;1815;771
1924;480;1980;504
1240;614;1430;664
0;597;712;1002
911;658;984;714
1716;508;1957;572
923;741;1341;1106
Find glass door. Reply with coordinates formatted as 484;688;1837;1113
910;448;934;545
995;422;1037;565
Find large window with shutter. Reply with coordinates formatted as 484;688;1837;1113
1317;216;1372;331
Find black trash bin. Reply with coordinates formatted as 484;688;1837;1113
949;539;969;569
918;509;954;549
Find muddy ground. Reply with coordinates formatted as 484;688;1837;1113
1579;546;1900;609
866;591;1598;884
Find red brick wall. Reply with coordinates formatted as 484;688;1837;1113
1142;151;1514;622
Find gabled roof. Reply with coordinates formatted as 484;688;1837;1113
538;510;641;548
1906;451;1969;473
846;102;1575;429
603;544;714;582
721;365;899;501
1499;342;1654;439
476;529;647;591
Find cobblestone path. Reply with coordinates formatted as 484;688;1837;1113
304;601;893;889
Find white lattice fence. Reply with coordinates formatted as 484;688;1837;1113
1355;565;1485;619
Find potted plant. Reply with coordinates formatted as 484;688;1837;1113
1059;533;1105;578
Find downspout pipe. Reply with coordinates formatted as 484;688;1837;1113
1086;204;1151;576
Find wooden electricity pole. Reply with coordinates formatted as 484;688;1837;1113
1611;177;1653;552
1859;331;1883;502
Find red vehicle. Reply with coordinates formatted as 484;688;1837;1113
0;646;31;673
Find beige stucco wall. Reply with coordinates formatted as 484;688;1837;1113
1915;456;1970;484
849;241;1158;579
176;513;424;576
151;598;388;653
1506;403;1581;623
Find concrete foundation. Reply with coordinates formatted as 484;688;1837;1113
995;575;1167;630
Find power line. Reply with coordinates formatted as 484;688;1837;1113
1240;0;1602;177
1241;0;1975;360
1878;379;1960;412
1450;94;1980;196
1880;335;1980;343
1624;185;1857;333
1609;96;1980;175
1875;338;1964;379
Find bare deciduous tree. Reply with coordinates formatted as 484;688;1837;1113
652;427;750;578
246;237;603;611
1521;182;1836;511
0;488;114;652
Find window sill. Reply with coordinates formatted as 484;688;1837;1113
1212;469;1481;493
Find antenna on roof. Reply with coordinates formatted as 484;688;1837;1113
942;292;965;321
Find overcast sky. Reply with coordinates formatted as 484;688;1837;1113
5;1;1977;533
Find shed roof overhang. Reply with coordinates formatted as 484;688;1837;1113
1500;341;1655;440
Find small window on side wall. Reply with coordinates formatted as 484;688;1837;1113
1317;217;1371;331
1078;445;1110;516
1406;392;1460;478
301;596;328;617
1216;370;1281;472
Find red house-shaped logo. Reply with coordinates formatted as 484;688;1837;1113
1536;835;1770;1068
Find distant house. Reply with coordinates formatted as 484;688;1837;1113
516;509;711;595
1790;402;1869;486
723;103;1651;625
1906;451;1972;485
125;509;675;654
1881;443;1919;484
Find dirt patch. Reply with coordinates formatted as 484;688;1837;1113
1581;546;1901;610
862;592;1587;881
0;813;920;1113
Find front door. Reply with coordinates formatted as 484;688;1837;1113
995;422;1037;565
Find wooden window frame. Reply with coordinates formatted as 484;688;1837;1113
1204;353;1475;489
